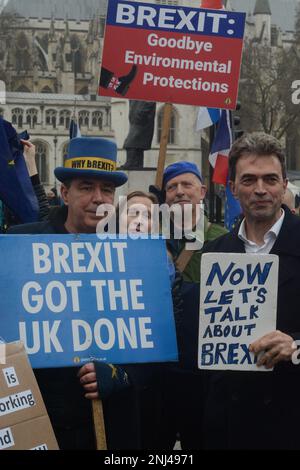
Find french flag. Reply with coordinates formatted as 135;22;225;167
209;109;232;185
196;107;221;130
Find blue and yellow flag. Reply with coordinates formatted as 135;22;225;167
0;118;39;223
225;179;242;231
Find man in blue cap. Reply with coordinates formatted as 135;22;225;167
163;161;227;283
160;161;227;449
8;137;129;449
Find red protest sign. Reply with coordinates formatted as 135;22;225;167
99;0;246;109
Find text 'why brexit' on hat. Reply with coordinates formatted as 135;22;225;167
54;137;128;187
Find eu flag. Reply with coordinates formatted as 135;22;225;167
0;118;39;223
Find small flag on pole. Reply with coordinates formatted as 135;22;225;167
69;100;81;139
196;107;221;130
207;108;242;230
69;116;81;139
209;109;232;186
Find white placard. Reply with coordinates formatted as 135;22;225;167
0;427;14;450
0;343;5;365
2;367;19;388
0;390;35;417
30;444;48;450
198;253;278;371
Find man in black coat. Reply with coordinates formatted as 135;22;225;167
201;132;300;450
8;137;168;450
8;136;135;450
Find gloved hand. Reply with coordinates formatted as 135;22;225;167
95;362;130;400
79;362;130;401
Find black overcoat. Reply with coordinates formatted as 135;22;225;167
201;206;300;449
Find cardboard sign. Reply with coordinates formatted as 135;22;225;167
0;342;58;450
99;0;246;109
198;253;278;371
0;235;178;368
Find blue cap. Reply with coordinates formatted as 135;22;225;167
54;137;128;187
163;161;203;188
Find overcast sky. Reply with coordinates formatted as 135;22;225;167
230;0;299;32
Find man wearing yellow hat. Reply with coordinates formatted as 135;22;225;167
8;137;128;449
10;137;127;235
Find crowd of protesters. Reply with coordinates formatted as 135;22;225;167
2;118;300;450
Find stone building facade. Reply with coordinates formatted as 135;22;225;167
0;0;297;192
0;0;205;192
0;92;112;189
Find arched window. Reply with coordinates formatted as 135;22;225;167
73;50;84;74
79;110;89;127
12;108;24;128
15;33;30;72
99;17;106;36
46;109;57;128
70;35;84;74
78;86;88;95
34;141;48;183
59;110;71;129
16;85;31;93
155;0;178;4
16;32;29;50
92;111;103;130
26;109;38;128
41;86;53;94
157;107;177;144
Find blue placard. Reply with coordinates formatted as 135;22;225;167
106;0;246;39
0;235;178;368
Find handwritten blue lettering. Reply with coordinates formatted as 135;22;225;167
206;262;272;287
256;287;267;304
238;288;252;303
203;290;218;304
203;323;257;339
204;306;223;323
206;262;235;286
220;307;247;322
246;262;272;285
201;343;255;366
249;305;259;319
219;290;234;305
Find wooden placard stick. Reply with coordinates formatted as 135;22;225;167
155;102;173;189
92;398;107;450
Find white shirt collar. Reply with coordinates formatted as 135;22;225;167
238;209;285;253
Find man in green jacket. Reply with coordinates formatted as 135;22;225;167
163;161;227;282
160;161;227;449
